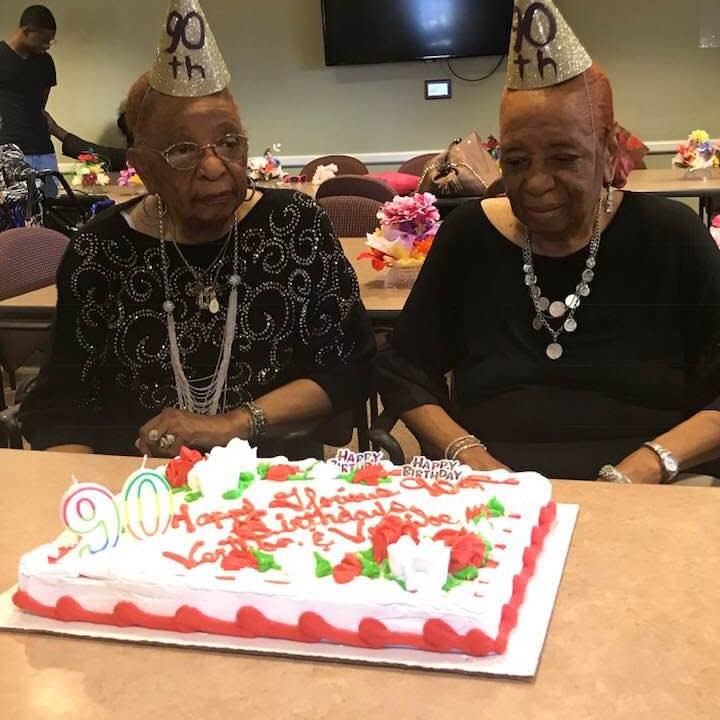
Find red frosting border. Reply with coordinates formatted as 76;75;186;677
13;502;556;657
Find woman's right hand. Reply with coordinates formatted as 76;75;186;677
456;445;511;472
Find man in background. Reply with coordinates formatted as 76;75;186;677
0;5;58;197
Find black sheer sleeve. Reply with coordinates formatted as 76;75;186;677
19;234;117;449
296;201;376;411
675;203;720;412
375;203;471;417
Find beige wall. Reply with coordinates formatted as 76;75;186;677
2;0;718;162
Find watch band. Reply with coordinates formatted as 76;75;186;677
642;441;679;484
598;464;632;484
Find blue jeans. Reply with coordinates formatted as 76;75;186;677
25;153;59;198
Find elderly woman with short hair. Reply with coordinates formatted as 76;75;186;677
20;1;374;458
377;1;720;483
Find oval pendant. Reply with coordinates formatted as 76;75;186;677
564;317;577;332
208;298;220;314
537;296;550;312
546;342;563;360
532;316;544;331
549;301;566;318
565;293;580;310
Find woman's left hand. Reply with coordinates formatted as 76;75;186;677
599;447;663;484
136;408;249;458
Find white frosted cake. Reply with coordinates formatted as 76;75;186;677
14;441;556;656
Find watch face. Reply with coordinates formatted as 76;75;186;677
665;457;679;473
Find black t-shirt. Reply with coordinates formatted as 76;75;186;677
377;192;720;479
0;41;56;154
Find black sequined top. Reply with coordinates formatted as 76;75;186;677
20;190;375;455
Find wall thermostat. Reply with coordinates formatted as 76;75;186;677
425;79;452;100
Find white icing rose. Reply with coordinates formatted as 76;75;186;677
387;536;451;593
274;533;317;581
307;461;341;482
187;439;258;501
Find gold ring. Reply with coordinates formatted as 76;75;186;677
158;433;176;450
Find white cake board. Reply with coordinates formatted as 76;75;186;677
0;504;578;678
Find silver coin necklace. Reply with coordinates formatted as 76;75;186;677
521;202;602;360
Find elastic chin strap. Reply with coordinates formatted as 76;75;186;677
133;84;155;145
581;71;604;193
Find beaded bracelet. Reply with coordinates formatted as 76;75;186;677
241;401;267;443
445;435;487;461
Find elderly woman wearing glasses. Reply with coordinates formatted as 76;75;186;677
19;4;374;457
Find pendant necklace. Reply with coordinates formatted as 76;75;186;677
521;202;602;360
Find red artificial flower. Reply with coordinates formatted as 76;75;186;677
357;249;390;272
165;446;204;488
221;549;259;571
433;528;487;573
370;515;420;563
78;152;97;162
332;553;363;584
82;172;97;187
351;463;388;486
265;464;301;481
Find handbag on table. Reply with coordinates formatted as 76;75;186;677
417;131;502;197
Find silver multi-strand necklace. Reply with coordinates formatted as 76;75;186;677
158;203;242;415
521;202;602;360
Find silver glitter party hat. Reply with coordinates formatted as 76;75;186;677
506;0;592;90
149;0;231;97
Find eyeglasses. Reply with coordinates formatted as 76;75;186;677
147;133;248;171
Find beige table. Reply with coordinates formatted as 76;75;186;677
624;167;720;196
0;238;409;322
0;448;718;719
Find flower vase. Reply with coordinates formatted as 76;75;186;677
683;167;720;182
385;263;422;289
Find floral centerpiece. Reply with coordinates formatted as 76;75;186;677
117;162;144;188
358;192;441;287
672;130;720;177
248;143;286;182
483;134;500;163
71;152;110;188
711;214;720;249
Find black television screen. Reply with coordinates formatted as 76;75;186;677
321;0;513;66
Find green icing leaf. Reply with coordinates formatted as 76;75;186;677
238;471;255;488
184;491;202;503
474;533;494;564
252;549;281;573
453;565;479;581
357;547;376;563
313;551;333;578
222;488;245;500
356;549;381;579
337;470;358;483
380;558;407;590
487;496;505;517
442;576;463;592
171;485;190;494
378;477;392;484
287;472;310;482
256;462;270;480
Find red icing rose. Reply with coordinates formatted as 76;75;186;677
332;553;363;584
434;529;487;573
351;463;388;486
221;549;259;572
265;464;301;481
370;515;420;563
165;446;204;488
